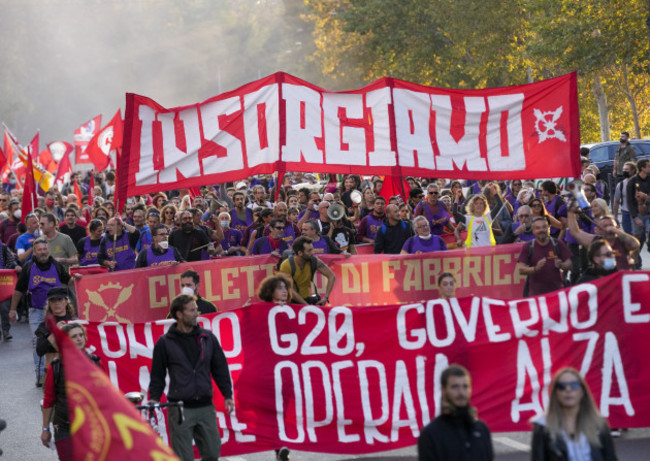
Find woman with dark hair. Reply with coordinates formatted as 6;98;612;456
340;174;361;207
76;219;104;266
575;239;618;284
91;206;110;222
531;367;617;460
530;198;563;233
437;272;457;299
450;180;466;210
255;274;293;461
41;322;100;460
35;287;78;372
257;274;294;304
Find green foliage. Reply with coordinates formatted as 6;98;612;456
304;0;650;142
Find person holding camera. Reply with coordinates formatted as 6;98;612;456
278;236;336;305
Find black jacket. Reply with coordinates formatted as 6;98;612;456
531;421;617;461
418;409;493;461
576;266;617;285
149;323;232;408
374;220;414;254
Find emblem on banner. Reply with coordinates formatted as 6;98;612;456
98;127;114;155
533;107;566;143
83;282;134;322
68;380;111;459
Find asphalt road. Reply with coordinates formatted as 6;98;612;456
1;243;649;460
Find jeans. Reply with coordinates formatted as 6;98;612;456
29;307;45;379
621;210;632;235
168;404;221;461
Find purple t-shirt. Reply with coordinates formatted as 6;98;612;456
517;239;572;296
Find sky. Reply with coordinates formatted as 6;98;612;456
0;0;320;155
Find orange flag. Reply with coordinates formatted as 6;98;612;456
46;316;180;461
73;179;83;207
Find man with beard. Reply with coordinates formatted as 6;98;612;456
9;239;75;386
278;236;336;305
179;270;217;314
149;294;234;461
169;211;215;262
417;365;493;461
500;206;535;244
135;225;184;268
0;198;21;244
40;213;78;270
613;131;637;182
567;212;638;270
229;191;254;233
516;217;572;297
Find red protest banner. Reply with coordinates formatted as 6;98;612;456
75;244;527;323
122;72;579;197
0;269;17;302
83;271;650;456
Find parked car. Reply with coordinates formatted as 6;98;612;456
581;139;650;180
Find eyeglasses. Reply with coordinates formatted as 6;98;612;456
518;214;531;218
512;183;522;187
428;191;439;195
165;211;174;215
556;381;581;391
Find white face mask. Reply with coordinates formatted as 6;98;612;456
158;240;169;250
181;286;195;296
220;220;229;228
419;233;432;240
13;210;21;220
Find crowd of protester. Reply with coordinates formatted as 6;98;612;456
0;151;647;329
1;150;642;459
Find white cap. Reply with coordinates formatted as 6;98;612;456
236;181;247;190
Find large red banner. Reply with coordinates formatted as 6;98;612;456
121;72;579;198
82;271;650;456
75;244;527;323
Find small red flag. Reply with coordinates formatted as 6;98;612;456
379;175;411;202
20;134;39;222
84;110;123;171
73;115;102;164
45;316;180;461
73;179;83;207
88;172;95;207
53;142;74;187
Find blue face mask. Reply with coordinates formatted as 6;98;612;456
603;258;616;271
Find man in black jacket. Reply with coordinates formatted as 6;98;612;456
148;294;234;461
418;365;493;461
374;204;414;254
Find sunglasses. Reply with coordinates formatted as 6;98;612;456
428;191;439;195
556;381;581;391
531;203;542;208
601;251;614;257
274;226;285;230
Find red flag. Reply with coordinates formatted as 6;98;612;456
88;172;95;207
45;316;180;461
3;125;25;187
73;115;102;164
0;142;6;173
53;142;74;187
84;110;122;171
20;134;39;222
73;180;82;207
379;175;411;202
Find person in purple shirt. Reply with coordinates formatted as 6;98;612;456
500;206;536;244
229;191;253;233
357;196;387;243
414;184;454;235
401;216;448;254
135;225;184;268
249;218;289;256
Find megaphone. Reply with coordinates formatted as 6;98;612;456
350;190;362;205
327;203;346;221
567;179;590;210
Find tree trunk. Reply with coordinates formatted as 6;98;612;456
620;64;642;138
591;74;610;142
